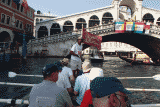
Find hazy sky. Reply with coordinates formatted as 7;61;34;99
27;0;160;17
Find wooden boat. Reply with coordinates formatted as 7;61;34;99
90;55;104;63
119;55;153;65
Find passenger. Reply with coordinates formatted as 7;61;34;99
70;36;83;78
29;61;73;107
73;61;92;106
90;77;131;107
56;58;74;93
80;68;104;107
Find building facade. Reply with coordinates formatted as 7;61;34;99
0;0;35;46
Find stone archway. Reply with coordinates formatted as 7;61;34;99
143;13;154;23
76;18;87;29
156;17;160;26
38;26;48;38
119;13;125;21
63;21;74;32
50;23;61;35
102;12;113;24
89;15;100;27
0;31;11;49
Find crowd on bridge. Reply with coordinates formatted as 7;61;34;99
28;36;131;107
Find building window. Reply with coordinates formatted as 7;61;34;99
17;4;20;10
7;0;11;5
16;20;19;28
7;16;10;24
30;11;32;17
2;0;5;3
20;22;23;29
29;25;32;32
21;5;23;12
1;14;5;23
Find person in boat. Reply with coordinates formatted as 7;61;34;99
56;58;75;94
80;68;104;107
70;36;83;78
29;62;73;107
73;61;92;106
89;77;131;107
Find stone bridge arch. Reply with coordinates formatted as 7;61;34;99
101;33;160;63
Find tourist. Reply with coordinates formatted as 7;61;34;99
73;61;92;106
29;61;73;107
56;58;74;93
80;68;104;107
70;36;83;78
90;77;131;107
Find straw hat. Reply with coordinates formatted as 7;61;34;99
82;61;92;73
60;58;69;65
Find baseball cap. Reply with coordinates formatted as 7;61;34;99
89;68;104;80
82;61;92;73
42;61;63;76
90;77;131;98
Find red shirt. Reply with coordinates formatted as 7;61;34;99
80;89;93;107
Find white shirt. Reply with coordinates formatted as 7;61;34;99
56;66;73;89
71;43;82;61
74;73;90;105
29;80;73;107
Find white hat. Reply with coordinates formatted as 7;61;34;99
60;58;69;64
89;68;104;80
78;36;83;39
82;61;92;73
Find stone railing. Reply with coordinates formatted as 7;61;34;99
27;23;115;52
27;22;160;52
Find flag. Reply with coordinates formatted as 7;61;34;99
134;22;145;34
125;22;135;32
82;28;102;50
115;22;125;33
145;22;150;34
22;0;29;12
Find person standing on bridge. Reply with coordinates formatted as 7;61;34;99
70;36;83;79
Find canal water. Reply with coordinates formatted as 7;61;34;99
1;56;160;106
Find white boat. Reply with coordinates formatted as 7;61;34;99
90;55;104;63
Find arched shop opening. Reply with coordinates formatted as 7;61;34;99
143;13;154;23
102;12;113;24
38;26;48;38
63;21;74;32
0;31;11;49
156;17;160;26
76;18;87;30
50;23;61;35
89;15;100;27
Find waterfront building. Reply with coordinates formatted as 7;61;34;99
0;0;35;47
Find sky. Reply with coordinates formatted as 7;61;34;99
27;0;160;17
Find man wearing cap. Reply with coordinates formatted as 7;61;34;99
70;36;83;78
56;58;74;93
80;68;104;107
29;61;73;107
90;77;131;107
73;61;92;106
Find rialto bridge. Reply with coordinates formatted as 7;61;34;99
35;0;160;38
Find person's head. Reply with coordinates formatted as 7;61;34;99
90;77;131;107
42;61;63;82
77;36;83;45
89;68;104;82
82;61;92;73
61;58;69;66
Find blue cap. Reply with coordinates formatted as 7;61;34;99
42;61;63;76
90;77;131;98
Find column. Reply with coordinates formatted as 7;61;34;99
135;1;143;21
